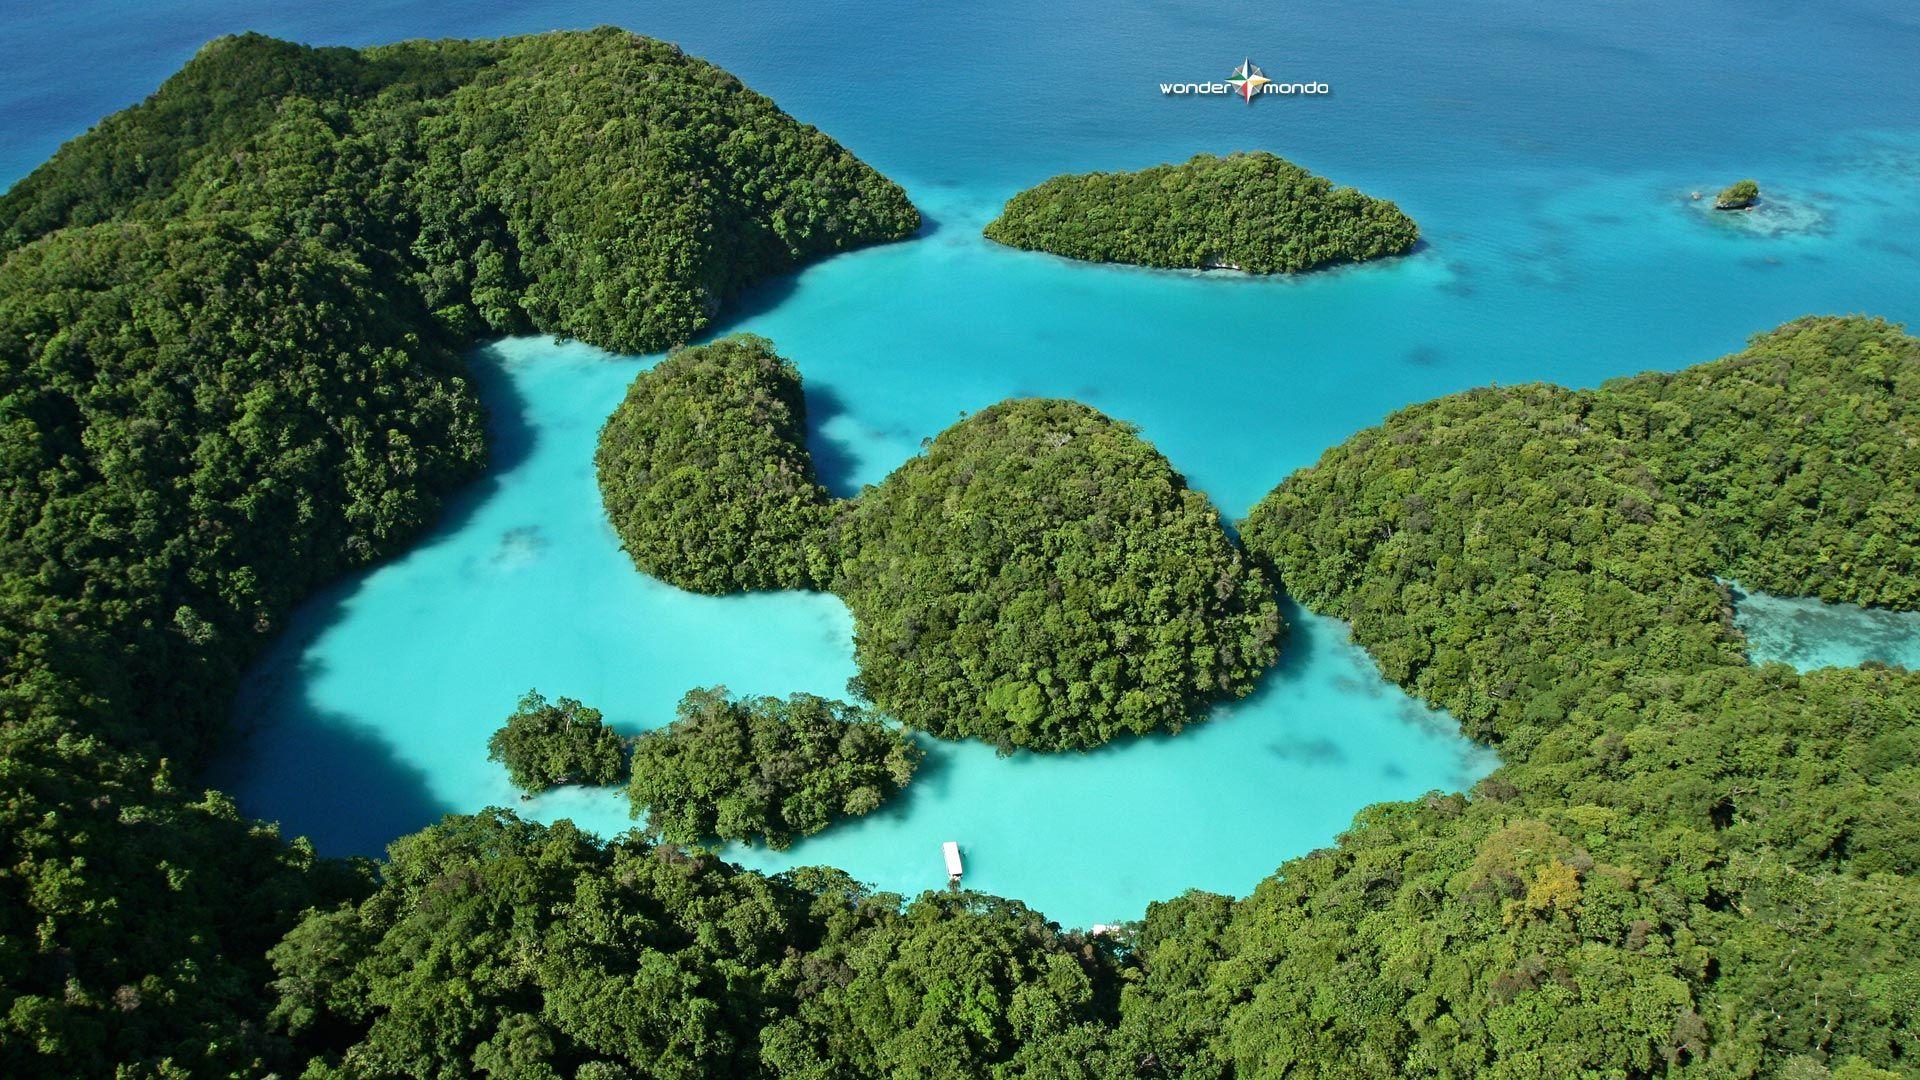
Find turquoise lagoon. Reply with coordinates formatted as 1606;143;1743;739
1735;586;1920;673
213;336;1498;927
9;1;1920;925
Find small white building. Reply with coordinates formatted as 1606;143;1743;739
942;841;964;884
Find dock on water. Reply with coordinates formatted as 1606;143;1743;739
942;841;963;885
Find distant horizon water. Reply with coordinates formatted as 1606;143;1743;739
10;0;1920;926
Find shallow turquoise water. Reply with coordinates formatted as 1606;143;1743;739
211;338;1495;926
1734;587;1920;672
11;1;1920;925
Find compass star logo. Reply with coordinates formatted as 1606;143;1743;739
1157;57;1328;100
1226;59;1272;104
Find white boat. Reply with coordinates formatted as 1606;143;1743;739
942;841;964;884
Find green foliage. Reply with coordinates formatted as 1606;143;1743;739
764;890;1121;1079
1244;315;1920;744
0;723;372;1078
6;24;1920;1078
269;813;808;1078
597;336;835;593
0;28;913;1074
0;217;480;1075
626;688;922;850
0;217;486;758
488;691;629;794
984;151;1419;273
1111;709;1920;1076
268;812;1119;1079
836;399;1282;751
1204;315;1920;1076
598;354;1283;753
1592;316;1920;608
0;34;404;244
0;28;920;352
1242;377;1740;743
1716;179;1761;210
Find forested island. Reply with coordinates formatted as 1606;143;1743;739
3;23;1919;1080
625;688;923;849
0;29;918;353
983;151;1419;273
833;398;1281;749
0;28;919;1075
489;692;629;794
597;339;1283;752
1227;315;1918;1074
1716;179;1762;210
596;335;836;593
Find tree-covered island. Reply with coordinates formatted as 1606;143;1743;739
1715;179;1762;210
488;691;629;794
625;687;923;849
596;335;836;593
834;398;1283;751
0;28;920;1073
597;339;1284;752
0;28;919;353
983;151;1419;273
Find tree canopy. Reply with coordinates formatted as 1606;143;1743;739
598;347;1284;753
626;688;922;850
1716;179;1761;210
596;336;836;593
983;151;1419;274
835;399;1282;751
0;214;487;1075
0;28;919;352
1243;315;1920;742
4;22;1920;1079
267;812;1121;1080
1212;315;1920;1075
489;691;629;794
0;28;913;1074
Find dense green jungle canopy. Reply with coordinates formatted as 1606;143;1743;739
0;29;919;351
625;687;922;850
0;27;912;1076
598;340;1283;753
489;692;629;795
832;398;1282;751
983;151;1420;274
596;335;837;594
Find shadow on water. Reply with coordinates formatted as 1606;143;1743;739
1269;734;1347;766
213;591;455;857
803;383;868;497
1730;581;1920;671
1267;597;1320;675
456;342;539;490
248;695;453;858
205;340;541;855
703;273;803;338
860;735;957;823
1405;344;1446;368
703;216;939;340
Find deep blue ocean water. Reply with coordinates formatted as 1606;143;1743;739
7;1;1920;926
